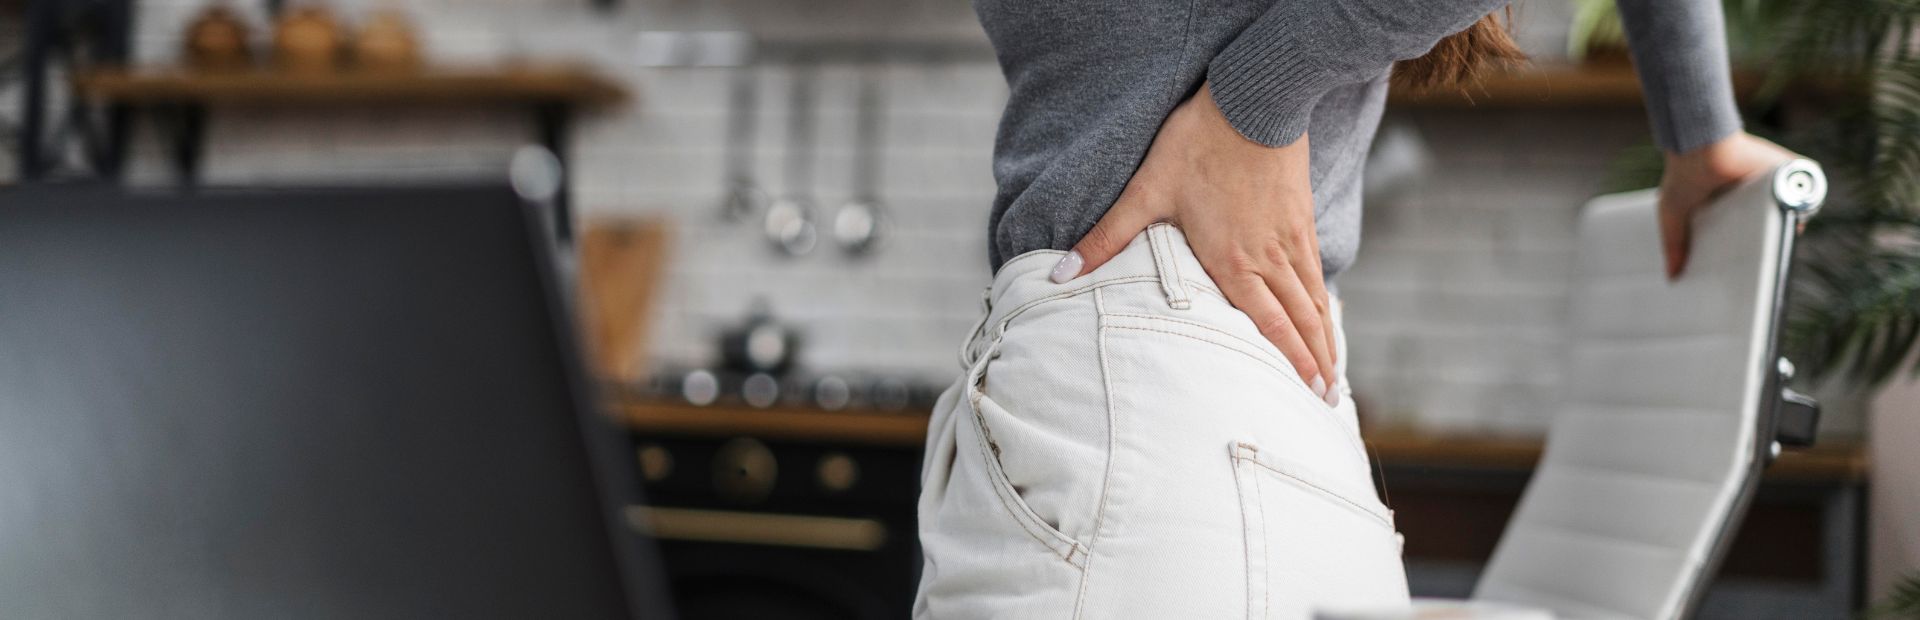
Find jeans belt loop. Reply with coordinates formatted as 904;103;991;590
1146;223;1193;310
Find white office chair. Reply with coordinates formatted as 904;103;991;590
1323;159;1829;620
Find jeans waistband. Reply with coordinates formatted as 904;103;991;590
961;223;1213;368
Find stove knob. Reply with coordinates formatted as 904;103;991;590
817;452;859;494
713;437;777;505
637;443;674;483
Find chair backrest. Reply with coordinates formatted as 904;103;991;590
1471;161;1825;620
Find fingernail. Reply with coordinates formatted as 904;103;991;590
1309;375;1327;399
1049;250;1084;284
1324;383;1341;407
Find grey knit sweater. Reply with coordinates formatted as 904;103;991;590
978;0;1743;275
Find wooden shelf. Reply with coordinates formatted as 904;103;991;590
72;65;627;106
1767;442;1873;482
1388;64;1763;109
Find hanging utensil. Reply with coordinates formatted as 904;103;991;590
764;61;819;257
720;66;768;222
834;65;887;255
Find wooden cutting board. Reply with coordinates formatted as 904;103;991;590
578;217;670;384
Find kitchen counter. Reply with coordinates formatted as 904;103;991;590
620;399;1869;481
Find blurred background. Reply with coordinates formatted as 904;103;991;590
1;0;1914;618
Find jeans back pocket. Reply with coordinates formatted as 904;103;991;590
1230;441;1408;620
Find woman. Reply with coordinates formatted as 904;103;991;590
916;0;1797;617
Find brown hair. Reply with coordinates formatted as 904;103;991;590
1392;8;1528;91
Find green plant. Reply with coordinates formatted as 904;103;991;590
1566;0;1624;61
1864;573;1920;620
1584;0;1920;386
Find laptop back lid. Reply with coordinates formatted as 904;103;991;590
0;187;670;619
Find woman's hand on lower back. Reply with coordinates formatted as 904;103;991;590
1658;132;1799;278
1049;83;1339;406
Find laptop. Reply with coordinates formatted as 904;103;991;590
0;186;673;619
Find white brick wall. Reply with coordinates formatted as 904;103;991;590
597;62;1003;378
129;0;1001;383
1340;110;1650;434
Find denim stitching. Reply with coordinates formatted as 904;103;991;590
967;407;1082;565
1162;225;1192;309
1104;324;1291;378
958;279;1161;573
990;276;1160;332
1231;444;1267;620
1103;313;1292;377
957;286;994;369
1255;461;1267;620
983;272;1214;343
1104;318;1370;461
1145;226;1167;282
1183;279;1226;302
1074;287;1124;618
967;396;1084;564
1146;224;1192;310
965;342;1088;569
1241;451;1394;529
1169;245;1190;308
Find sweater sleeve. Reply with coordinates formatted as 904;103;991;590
1206;0;1509;147
1616;0;1743;154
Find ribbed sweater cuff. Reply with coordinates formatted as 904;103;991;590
1638;63;1742;154
1616;0;1743;154
1207;29;1338;148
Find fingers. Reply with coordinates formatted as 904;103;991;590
1215;266;1328;399
1658;131;1802;280
1297;229;1338;368
1054;182;1165;284
1659;201;1692;279
1262;253;1338;405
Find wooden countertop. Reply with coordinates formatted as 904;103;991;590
621;400;931;447
620;400;1868;482
1362;429;1869;482
72;65;627;106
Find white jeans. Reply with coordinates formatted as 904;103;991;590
915;224;1408;619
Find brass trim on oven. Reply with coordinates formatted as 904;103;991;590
626;506;888;551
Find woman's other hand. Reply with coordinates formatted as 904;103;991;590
1049;83;1339;406
1658;132;1799;278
